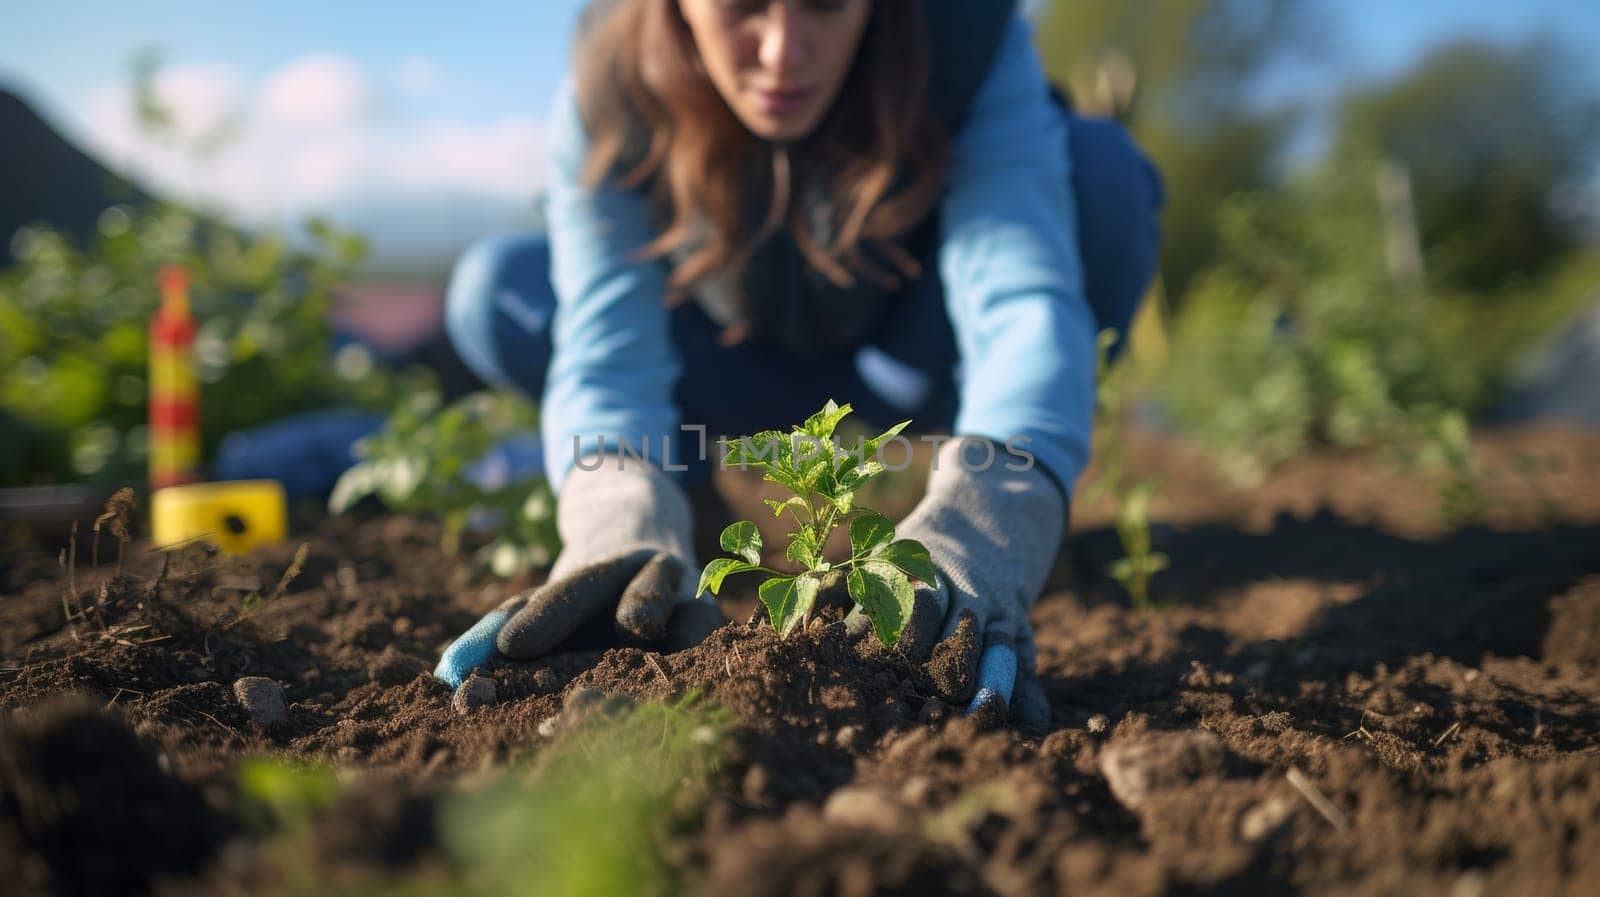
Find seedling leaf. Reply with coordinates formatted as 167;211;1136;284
785;530;819;568
876;539;938;585
719;521;762;566
846;561;913;646
764;496;808;519
695;557;757;598
848;510;895;558
803;400;852;440
862;420;911;459
758;574;820;635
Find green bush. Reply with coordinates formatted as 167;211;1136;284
1157;147;1559;485
0;203;423;486
329;390;559;573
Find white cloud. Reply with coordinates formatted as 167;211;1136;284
257;53;371;128
389;117;546;196
70;53;551;240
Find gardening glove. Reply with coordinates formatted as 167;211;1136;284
888;435;1066;728
433;453;721;687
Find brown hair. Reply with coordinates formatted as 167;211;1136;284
573;0;948;337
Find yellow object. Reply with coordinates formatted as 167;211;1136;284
151;480;288;555
149;351;198;397
147;433;201;474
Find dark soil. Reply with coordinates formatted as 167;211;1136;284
2;424;1598;896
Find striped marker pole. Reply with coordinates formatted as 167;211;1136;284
149;265;201;491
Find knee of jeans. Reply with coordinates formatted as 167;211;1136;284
444;238;507;369
445;235;552;387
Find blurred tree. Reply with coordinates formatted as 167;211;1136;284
1337;38;1600;293
1034;0;1327;301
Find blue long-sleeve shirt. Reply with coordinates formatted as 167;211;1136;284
540;13;1095;504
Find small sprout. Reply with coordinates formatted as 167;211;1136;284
1088;327;1169;612
695;400;933;647
229;542;308;628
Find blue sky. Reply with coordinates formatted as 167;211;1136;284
2;0;1597;266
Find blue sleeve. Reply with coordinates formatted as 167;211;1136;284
936;14;1096;501
539;77;683;496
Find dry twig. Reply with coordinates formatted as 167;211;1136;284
1432;721;1462;748
1286;766;1349;832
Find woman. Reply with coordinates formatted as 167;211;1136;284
435;0;1163;727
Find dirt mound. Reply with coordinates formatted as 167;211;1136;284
0;426;1597;895
0;695;229;897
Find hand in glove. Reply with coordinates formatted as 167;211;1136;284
433;453;723;687
878;435;1067;728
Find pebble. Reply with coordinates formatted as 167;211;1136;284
900;775;935;805
1239;796;1295;840
1086;714;1110;734
537;716;561;738
835;725;861;751
741;764;770;803
232;677;287;728
1452;871;1488;897
452;676;497;715
822;785;910;832
1099;730;1229;810
532;667;561;693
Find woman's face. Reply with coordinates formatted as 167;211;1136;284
677;0;872;143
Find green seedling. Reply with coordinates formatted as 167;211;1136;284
695;400;937;647
1086;328;1169;612
329;390;559;574
1108;479;1169;610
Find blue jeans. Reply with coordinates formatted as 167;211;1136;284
446;113;1163;487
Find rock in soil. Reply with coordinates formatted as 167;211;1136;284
1099;730;1231;810
451;676;497;715
822;784;912;833
232;677;288;728
1239;795;1297;841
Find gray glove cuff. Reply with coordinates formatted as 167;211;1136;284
894;436;1067;658
548;453;700;601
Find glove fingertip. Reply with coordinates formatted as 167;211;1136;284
966;644;1017;715
433;609;508;688
966;688;1009;730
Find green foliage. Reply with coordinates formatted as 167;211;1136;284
329;390;559;572
0;202;420;486
694;400;933;647
231;697;731;896
439;695;731;897
1158;147;1506;486
1084;329;1169;611
235;757;339;834
1337;38;1600;292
